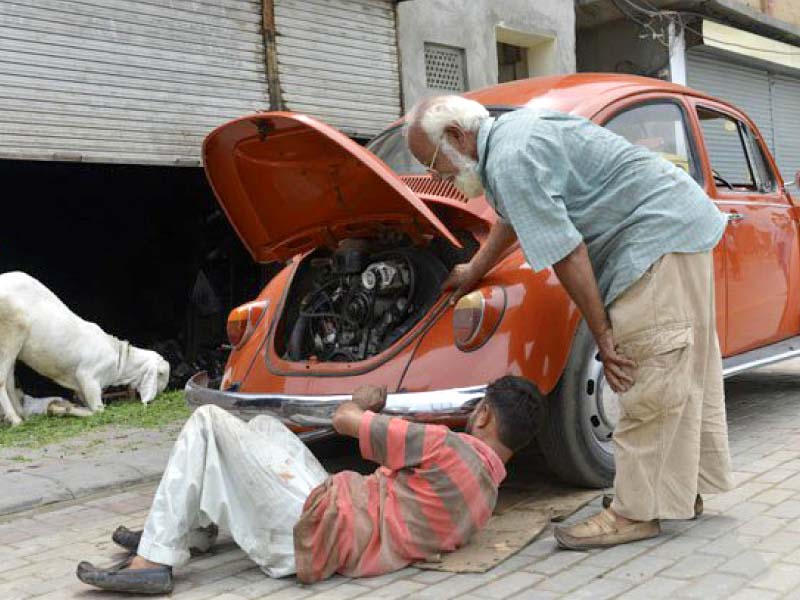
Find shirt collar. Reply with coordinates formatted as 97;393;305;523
476;116;496;185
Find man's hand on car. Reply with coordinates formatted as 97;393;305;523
351;384;387;413
332;385;387;438
442;263;480;305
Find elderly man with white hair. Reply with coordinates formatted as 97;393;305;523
404;96;734;549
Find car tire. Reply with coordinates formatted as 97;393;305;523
538;321;616;488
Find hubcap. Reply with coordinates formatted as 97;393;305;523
582;351;619;454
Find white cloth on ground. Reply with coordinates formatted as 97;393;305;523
137;405;328;577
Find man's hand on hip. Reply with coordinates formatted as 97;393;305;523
551;242;636;394
596;328;636;394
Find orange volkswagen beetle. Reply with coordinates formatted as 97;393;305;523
186;73;800;488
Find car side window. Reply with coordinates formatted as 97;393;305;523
696;107;772;193
605;102;702;183
744;126;776;193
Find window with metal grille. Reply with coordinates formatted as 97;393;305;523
424;43;467;92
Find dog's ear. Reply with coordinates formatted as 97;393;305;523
138;362;160;405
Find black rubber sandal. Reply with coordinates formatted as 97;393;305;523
76;560;173;595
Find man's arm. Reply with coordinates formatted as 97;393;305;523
442;220;517;304
332;384;445;470
552;242;635;393
331;385;386;438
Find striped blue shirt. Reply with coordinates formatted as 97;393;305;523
476;109;726;306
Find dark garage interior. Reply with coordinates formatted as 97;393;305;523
1;159;267;396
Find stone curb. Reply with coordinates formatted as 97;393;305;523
0;445;170;517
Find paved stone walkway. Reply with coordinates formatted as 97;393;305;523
2;359;800;599
0;422;182;515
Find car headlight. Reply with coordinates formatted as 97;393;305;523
226;300;269;349
452;287;506;351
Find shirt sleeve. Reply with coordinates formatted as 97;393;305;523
484;189;509;224
358;411;447;470
487;138;583;272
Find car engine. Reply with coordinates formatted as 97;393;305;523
282;236;466;362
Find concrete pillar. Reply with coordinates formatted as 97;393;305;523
669;20;687;85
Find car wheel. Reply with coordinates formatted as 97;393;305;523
538;321;617;488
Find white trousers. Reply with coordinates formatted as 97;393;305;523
138;405;328;577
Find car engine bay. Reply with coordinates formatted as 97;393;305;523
280;232;477;362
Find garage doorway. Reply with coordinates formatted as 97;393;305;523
0;159;265;395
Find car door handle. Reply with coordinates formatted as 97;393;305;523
727;213;745;222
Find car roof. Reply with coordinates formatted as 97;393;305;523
462;73;720;119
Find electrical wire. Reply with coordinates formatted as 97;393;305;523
609;0;800;57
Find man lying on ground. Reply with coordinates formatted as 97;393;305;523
76;376;543;594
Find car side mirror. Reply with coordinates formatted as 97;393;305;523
786;170;800;189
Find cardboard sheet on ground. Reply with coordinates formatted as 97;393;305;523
415;473;601;573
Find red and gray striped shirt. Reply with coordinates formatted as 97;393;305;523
293;411;506;583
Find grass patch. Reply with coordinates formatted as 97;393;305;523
0;390;190;448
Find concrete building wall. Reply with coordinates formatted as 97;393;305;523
774;0;800;27
735;0;800;27
576;18;670;77
395;0;575;109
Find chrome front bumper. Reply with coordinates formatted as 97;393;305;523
185;372;485;441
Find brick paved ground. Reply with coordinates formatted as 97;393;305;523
3;359;800;599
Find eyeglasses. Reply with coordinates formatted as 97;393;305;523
426;135;443;175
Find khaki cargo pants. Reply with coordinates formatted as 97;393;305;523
609;251;733;521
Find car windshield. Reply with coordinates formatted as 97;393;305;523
366;107;512;174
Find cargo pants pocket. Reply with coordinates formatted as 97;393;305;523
617;324;694;420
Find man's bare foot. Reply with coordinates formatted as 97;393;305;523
128;555;165;570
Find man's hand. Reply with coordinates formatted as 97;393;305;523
332;385;388;438
596;328;636;393
442;220;517;305
442;263;480;305
551;243;636;394
352;384;387;413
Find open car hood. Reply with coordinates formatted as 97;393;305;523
203;112;460;263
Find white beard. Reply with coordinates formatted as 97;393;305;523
441;140;485;199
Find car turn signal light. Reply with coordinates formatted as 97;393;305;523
452;287;506;351
226;300;269;349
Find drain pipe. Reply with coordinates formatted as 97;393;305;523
262;0;285;111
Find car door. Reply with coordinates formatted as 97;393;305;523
689;100;800;355
596;94;728;349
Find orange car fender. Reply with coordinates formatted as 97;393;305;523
221;265;292;391
397;250;582;395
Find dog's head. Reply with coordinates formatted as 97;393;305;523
136;351;171;405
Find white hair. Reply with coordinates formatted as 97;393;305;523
406;95;490;142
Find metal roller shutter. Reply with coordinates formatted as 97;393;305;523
687;52;773;146
0;0;268;165
772;76;800;181
687;50;800;183
274;0;401;138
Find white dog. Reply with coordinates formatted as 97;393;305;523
0;272;170;425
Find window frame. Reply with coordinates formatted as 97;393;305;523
693;102;780;198
743;124;776;194
599;97;705;187
694;105;760;193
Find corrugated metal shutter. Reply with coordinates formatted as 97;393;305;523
687;50;800;183
274;0;401;138
0;0;268;165
772;76;800;181
687;52;774;149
